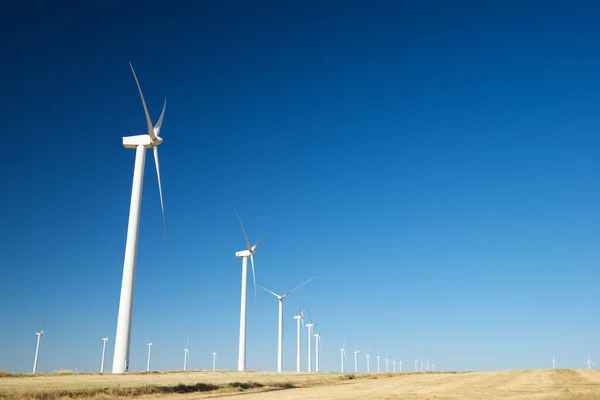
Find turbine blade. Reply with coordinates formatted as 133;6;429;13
257;284;280;298
129;62;156;141
250;254;257;302
282;276;315;298
252;238;260;251
153;146;167;253
234;211;252;252
153;97;166;137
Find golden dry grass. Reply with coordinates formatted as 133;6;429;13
0;369;599;399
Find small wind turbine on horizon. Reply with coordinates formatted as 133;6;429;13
426;361;430;372
234;212;260;372
314;328;322;372
146;342;153;372
385;353;389;373
32;327;44;373
366;349;371;373
212;352;217;371
432;362;435;372
100;333;109;373
353;346;360;372
377;351;381;373
552;353;558;370
399;360;402;373
183;337;189;371
339;338;347;372
393;358;396;372
293;306;305;372
414;360;418;372
306;310;316;372
258;277;315;372
587;354;595;370
113;62;168;374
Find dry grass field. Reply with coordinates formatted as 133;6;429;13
1;369;599;399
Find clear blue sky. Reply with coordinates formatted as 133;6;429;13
0;0;598;373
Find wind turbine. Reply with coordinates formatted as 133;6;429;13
421;358;424;373
32;328;44;373
393;358;396;372
212;352;217;371
146;342;153;372
314;328;322;372
100;334;109;373
366;349;371;373
353;346;360;372
414;360;417;372
234;212;260;372
293;306;305;372
432;362;435;372
183;337;189;371
306;311;315;372
258;277;315;372
399;360;402;373
426;361;430;372
385;354;389;372
376;351;381;373
587;354;595;370
552;353;558;369
113;62;167;374
339;338;347;372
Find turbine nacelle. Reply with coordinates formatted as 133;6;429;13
235;249;254;258
123;134;163;149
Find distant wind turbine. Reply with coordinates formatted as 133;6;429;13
100;335;109;373
426;361;430;372
339;338;347;372
113;62;168;374
258;277;315;372
587;354;595;370
293;306;305;372
32;327;44;373
399;360;402;373
146;342;153;372
414;360;417;372
353;346;361;372
183;337;189;371
377;351;381;373
552;353;558;370
432;362;435;372
366;349;371;373
234;212;260;372
306;310;316;372
393;358;396;372
314;328;322;372
213;352;217;371
385;353;389;373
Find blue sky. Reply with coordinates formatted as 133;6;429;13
0;0;599;373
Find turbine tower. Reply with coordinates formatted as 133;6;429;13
353;346;360;372
366;349;371;373
414;359;417;372
399;360;403;373
587;354;595;370
393;358;396;373
552;353;558;370
183;337;189;371
314;328;322;372
100;336;109;373
339;338;347;372
293;307;305;372
258;277;315;372
432;362;435;372
305;311;315;372
234;212;259;372
212;352;217;371
426;361;430;372
113;62;168;374
32;328;44;373
376;351;381;373
385;354;389;373
146;342;153;372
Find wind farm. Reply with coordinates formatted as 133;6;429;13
2;1;600;399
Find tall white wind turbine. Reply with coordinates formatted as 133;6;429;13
552;353;558;369
146;341;153;372
399;360;402;373
306;311;315;372
353;346;360;372
100;335;109;373
293;307;305;372
377;351;381;373
212;352;217;371
32;328;44;373
414;360;417;372
393;358;396;372
234;212;260;372
258;277;315;372
366;349;371;373
421;358;424;373
339;338;347;372
183;337;189;371
432;362;435;372
113;62;168;374
314;328;322;372
426;361;430;372
587;354;595;369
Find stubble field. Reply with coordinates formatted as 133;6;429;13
1;369;599;399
